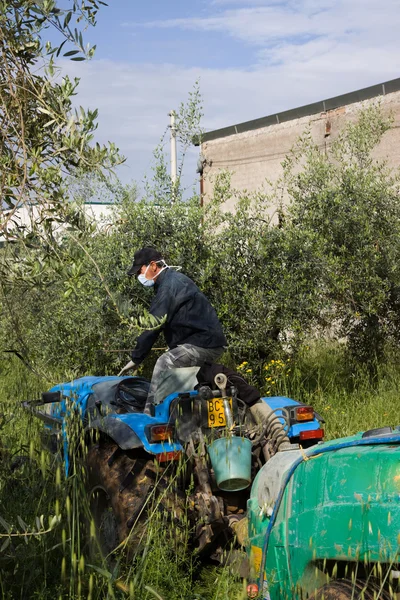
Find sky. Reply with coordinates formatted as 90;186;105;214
57;0;400;194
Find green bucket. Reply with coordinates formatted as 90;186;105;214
207;436;252;491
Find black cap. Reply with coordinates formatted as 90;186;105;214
127;247;163;276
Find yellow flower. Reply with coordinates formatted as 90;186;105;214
266;377;272;381
271;380;275;385
242;361;248;366
246;368;252;373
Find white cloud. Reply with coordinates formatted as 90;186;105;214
132;0;399;52
62;0;400;189
63;57;400;189
209;0;288;6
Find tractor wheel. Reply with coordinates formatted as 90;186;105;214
84;441;184;559
308;578;391;600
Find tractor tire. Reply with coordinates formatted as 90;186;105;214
84;441;184;559
308;578;392;600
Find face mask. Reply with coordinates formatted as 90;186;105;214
138;274;154;287
138;264;155;287
138;262;168;287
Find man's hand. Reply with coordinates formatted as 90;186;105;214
117;360;137;377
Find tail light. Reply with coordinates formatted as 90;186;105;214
156;451;182;463
294;406;314;422
247;583;259;598
147;424;174;443
300;428;324;441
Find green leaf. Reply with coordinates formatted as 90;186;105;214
56;39;68;57
63;50;80;57
64;11;72;27
86;564;112;579
17;516;28;531
0;538;10;552
71;57;86;61
37;107;53;116
49;515;59;529
0;517;10;533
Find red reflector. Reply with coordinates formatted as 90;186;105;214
300;429;324;441
296;406;314;422
155;451;182;463
149;425;174;442
247;583;259;598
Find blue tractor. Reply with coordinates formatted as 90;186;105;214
24;368;324;559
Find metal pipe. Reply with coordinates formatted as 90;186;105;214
223;397;234;429
169;110;177;190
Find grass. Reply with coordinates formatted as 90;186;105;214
0;357;244;600
1;343;400;599
276;342;400;440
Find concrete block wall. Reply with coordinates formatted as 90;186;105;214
200;80;400;217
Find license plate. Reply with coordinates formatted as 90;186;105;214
207;397;232;428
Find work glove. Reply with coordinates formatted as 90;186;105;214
117;360;137;377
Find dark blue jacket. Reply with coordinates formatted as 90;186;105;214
131;268;226;365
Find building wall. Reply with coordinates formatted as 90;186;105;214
1;202;113;244
201;87;400;218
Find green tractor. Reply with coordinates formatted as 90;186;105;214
246;427;400;599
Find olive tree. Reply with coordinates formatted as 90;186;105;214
0;0;123;241
284;104;400;364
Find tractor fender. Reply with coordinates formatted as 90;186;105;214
86;415;143;451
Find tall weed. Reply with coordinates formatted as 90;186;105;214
1;344;400;598
0;355;244;599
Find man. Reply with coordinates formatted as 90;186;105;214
118;247;227;412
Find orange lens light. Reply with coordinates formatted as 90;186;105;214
148;424;174;442
296;406;314;421
247;583;259;598
300;428;324;441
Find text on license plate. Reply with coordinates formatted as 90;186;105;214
207;398;233;428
